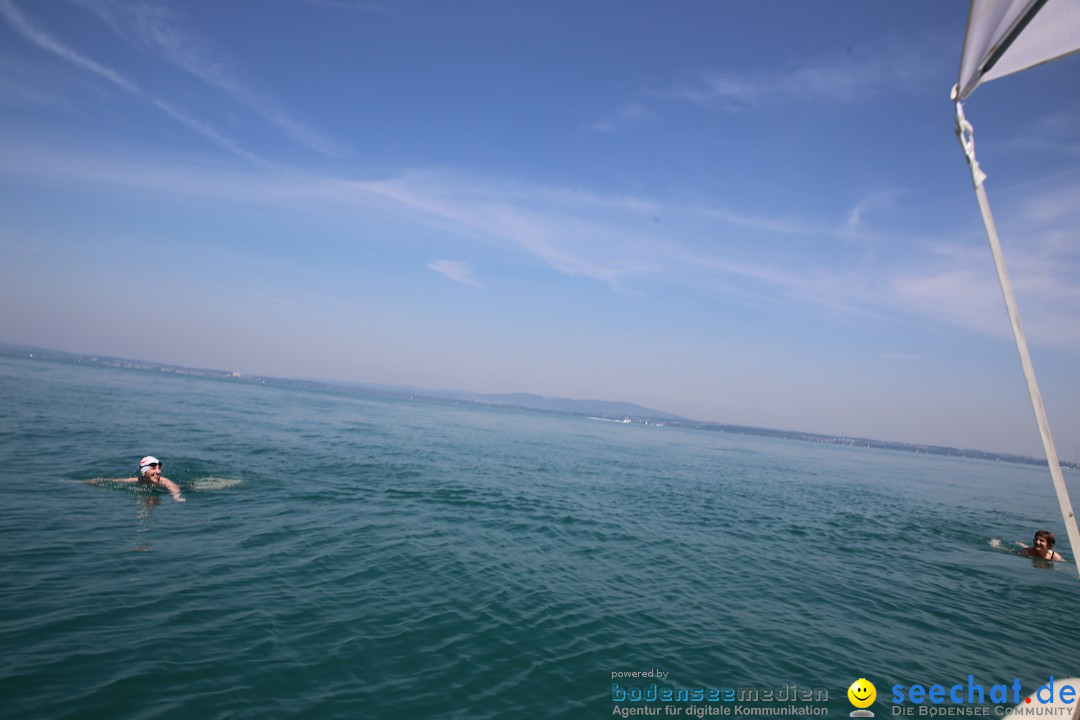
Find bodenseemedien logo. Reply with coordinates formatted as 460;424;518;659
848;678;876;717
609;672;830;717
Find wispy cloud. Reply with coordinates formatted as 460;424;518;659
1013;177;1080;234
3;134;1078;350
0;0;139;93
840;190;909;242
70;0;348;158
667;39;939;110
594;35;943;133
692;204;834;238
358;172;648;285
890;188;1080;349
590;101;656;134
308;170;1080;350
150;97;274;167
426;259;482;288
0;0;271;166
989;107;1080;157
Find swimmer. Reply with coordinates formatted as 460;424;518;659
114;456;186;503
1018;530;1064;561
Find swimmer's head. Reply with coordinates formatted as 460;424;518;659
1033;530;1056;549
139;456;161;477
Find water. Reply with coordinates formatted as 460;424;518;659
1;353;1078;719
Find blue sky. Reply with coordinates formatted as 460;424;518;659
2;1;1079;458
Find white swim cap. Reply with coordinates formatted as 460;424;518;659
139;456;160;475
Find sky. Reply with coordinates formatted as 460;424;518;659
1;1;1079;459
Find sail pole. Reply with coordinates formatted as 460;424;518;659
955;98;1080;566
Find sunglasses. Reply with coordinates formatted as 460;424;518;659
145;462;162;469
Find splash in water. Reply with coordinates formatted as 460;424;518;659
186;476;243;491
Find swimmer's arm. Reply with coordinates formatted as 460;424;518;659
110;477;139;484
160;476;185;502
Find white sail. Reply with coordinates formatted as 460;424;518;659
955;0;1080;101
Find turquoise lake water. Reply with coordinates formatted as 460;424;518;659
1;353;1078;719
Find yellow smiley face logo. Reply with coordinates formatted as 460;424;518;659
848;678;876;709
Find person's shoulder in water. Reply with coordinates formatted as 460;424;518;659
1018;530;1063;561
114;455;185;503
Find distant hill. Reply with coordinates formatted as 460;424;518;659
420;391;686;420
3;341;1074;469
0;342;682;421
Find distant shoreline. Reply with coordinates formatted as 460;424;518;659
3;341;1075;471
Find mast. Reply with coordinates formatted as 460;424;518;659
953;98;1080;567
